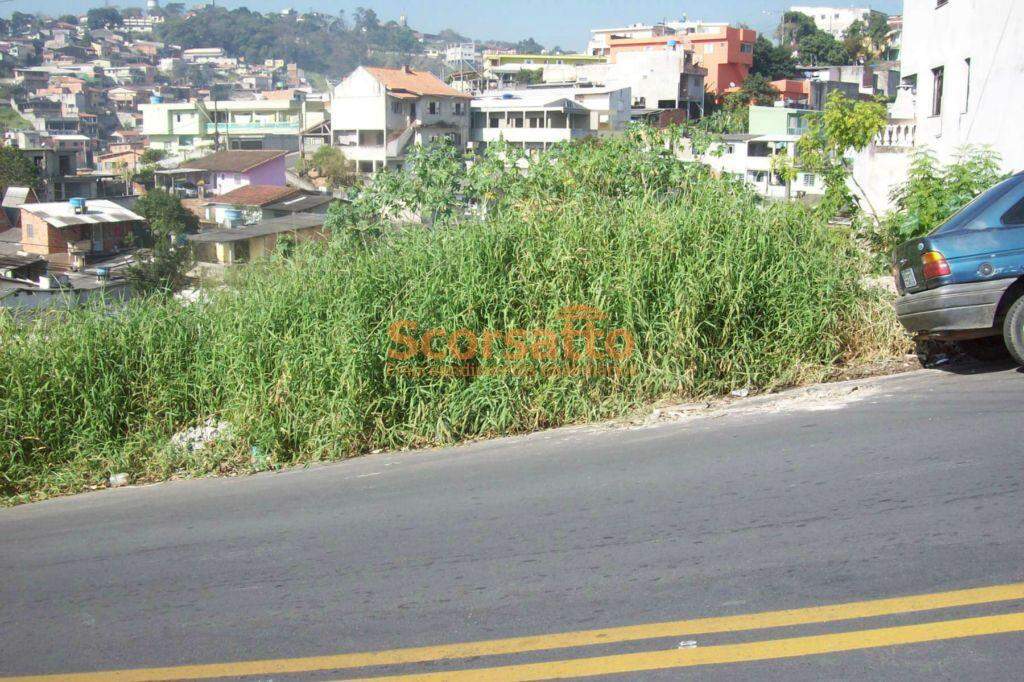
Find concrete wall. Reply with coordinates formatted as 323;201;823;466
333;68;387;133
901;0;1024;172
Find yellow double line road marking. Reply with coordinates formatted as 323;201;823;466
364;612;1024;681
5;582;1024;681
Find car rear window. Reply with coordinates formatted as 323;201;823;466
1001;194;1024;226
933;174;1024;234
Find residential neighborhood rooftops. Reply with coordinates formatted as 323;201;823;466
205;185;302;207
364;66;473;99
21;200;144;228
188;213;326;243
179;149;288;173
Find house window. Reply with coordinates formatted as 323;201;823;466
740;43;753;53
428;101;438;115
931;66;944;116
391;100;402;114
25;223;33;238
803;173;816;185
963;58;971;112
454;101;464;115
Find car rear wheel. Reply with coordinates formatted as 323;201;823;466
1003;295;1024;365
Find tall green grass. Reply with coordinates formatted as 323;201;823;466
0;141;902;503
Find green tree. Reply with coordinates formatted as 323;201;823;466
308;145;353;188
126;189;199;294
867;12;890;55
777;11;818;49
0;146;40;195
877;147;1006;252
842;20;869;62
797;91;887;217
750;35;798;81
797;31;850;66
734;74;779;106
514;37;545;54
86;8;123;30
770;153;799;201
140;148;167;164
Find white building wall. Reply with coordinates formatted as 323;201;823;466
332;68;387;132
900;0;1024;173
789;6;873;39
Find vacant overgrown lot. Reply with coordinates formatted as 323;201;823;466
0;132;904;503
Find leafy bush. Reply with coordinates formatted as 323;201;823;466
871;147;1006;254
0;129;902;503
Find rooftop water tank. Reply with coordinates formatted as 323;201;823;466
150;94;164;104
223;208;243;227
69;197;87;214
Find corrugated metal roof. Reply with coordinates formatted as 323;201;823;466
263;193;334;213
21;199;144;228
188;213;326;243
2;187;37;209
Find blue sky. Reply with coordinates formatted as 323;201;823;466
11;1;903;51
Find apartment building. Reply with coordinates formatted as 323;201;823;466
482;53;606;88
587;23;675;57
469;86;631;154
607;25;756;97
897;0;1024;172
331;66;471;173
141;96;326;156
548;48;707;118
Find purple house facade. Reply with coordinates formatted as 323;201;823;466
178;150;288;196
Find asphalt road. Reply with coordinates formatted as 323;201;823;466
2;363;1024;680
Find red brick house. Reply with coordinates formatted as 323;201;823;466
20;199;144;266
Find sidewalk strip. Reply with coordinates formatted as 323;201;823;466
4;583;1024;681
363;611;1024;681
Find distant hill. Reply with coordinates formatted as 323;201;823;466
157;7;434;78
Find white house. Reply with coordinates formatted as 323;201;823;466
469;86;631;155
898;0;1024;173
700;134;826;200
331;66;472;173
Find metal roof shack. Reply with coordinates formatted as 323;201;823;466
21;200;144;229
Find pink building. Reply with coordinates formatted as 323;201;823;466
175;149;288;196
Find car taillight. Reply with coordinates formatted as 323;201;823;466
922;251;951;280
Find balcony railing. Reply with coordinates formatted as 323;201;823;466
874;122;916;150
204;121;300;134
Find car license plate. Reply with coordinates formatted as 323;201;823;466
901;268;918;288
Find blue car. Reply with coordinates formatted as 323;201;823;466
893;172;1024;365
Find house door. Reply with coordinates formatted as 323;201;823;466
409;103;416;121
92;224;104;252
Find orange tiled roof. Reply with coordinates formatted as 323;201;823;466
207;185;302;207
364;66;472;99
